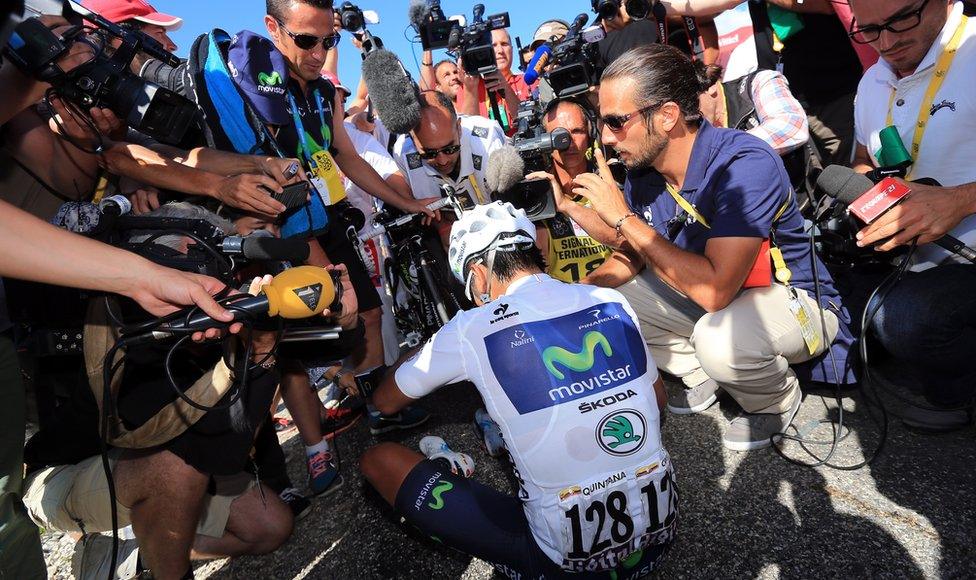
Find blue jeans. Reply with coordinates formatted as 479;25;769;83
870;264;976;405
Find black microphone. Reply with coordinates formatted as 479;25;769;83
361;49;422;135
816;165;976;264
219;233;310;263
566;13;589;39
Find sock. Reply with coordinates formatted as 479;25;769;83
306;438;331;457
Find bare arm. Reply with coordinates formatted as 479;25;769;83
332;119;436;216
660;0;746;17
580;250;643;288
0;199;234;323
572;149;763;312
852;143;875;174
765;0;834;14
419;50;437;91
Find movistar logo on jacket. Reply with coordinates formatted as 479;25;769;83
484;302;647;414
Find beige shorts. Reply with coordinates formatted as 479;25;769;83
23;453;253;538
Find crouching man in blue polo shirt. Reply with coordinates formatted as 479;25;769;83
561;45;857;451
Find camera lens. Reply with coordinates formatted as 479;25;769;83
595;0;620;20
625;0;651;20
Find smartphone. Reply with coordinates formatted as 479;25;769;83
270;180;310;210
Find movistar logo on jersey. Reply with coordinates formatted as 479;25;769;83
543;331;611;379
484;302;647;414
427;481;453;510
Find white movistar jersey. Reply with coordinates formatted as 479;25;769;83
396;274;677;572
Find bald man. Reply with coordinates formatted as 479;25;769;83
393;92;505;209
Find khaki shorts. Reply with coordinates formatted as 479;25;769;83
22;453;254;538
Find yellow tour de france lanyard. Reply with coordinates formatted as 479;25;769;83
885;15;968;178
666;183;793;285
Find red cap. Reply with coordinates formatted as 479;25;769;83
320;71;350;96
81;0;183;30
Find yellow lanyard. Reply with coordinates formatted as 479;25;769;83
885;15;968;172
467;174;487;205
666;184;710;229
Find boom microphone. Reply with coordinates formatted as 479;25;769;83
817;165;976;264
361;49;422;135
486;145;525;194
153;266;338;334
408;0;430;33
523;44;552;85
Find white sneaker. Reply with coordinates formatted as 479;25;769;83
419;435;475;478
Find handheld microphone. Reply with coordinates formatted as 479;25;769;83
523;44;552;85
816;165;976;264
218;233;311;264
566;13;589;39
486;146;526;194
52;195;132;236
361;49;422;135
151;266;338;335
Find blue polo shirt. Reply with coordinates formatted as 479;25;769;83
624;121;856;385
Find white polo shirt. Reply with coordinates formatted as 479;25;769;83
854;1;976;270
392;115;506;208
343;121;401;218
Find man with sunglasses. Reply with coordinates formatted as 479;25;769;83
850;0;976;430
265;0;441;435
392;91;506;243
572;45;855;451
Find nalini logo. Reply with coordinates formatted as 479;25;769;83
510;329;534;348
427;481;453;510
543;331;612;380
596;410;646;456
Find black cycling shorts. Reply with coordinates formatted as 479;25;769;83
317;203;382;312
394;460;673;580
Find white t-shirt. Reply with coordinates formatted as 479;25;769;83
392;115;506;208
854;1;976;270
395;274;676;572
342;121;401;218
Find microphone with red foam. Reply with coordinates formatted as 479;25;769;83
816;165;976;263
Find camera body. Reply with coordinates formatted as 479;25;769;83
338;1;366;33
546;23;605;99
449;4;510;77
512;99;571;174
5;14;198;145
417;0;463;51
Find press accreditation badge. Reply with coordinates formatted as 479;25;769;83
788;289;821;356
309;149;346;206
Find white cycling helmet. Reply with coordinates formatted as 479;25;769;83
448;201;537;284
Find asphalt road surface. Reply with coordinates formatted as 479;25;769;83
178;376;976;580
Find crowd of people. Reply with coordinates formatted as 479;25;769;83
0;0;973;578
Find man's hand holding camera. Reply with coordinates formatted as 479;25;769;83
570;148;632;226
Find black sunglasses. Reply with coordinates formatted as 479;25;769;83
418;143;461;160
848;0;930;44
600;103;661;132
276;19;341;50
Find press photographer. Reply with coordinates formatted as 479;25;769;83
849;0;976;430
575;44;856;451
20;201;361;578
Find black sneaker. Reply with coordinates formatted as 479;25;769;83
279;487;312;520
368;405;431;435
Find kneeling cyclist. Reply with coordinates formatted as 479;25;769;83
361;202;678;578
